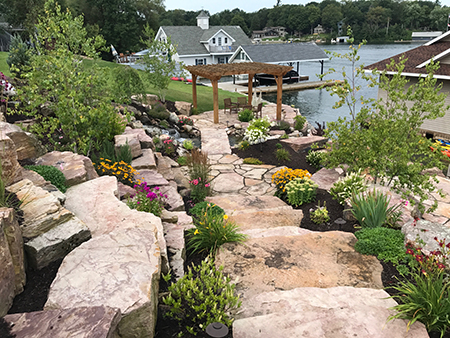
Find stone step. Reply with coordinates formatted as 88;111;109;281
232;287;428;338
230;209;303;231
131;148;156;170
200;128;231;155
207;195;293;215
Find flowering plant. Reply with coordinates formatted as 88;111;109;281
0;72;12;109
285;177;318;206
163;138;176;157
244;116;271;145
179;116;193;126
405;238;450;277
127;182;167;217
187;203;246;254
189;176;211;203
94;158;139;187
271;168;311;198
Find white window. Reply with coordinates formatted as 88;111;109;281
218;37;222;46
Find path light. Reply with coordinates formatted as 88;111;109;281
206;322;229;337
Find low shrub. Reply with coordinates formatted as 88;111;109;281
272;120;291;131
126;182;167;217
276;143;283;149
25;165;67;193
177;156;187;166
275;148;291;162
238;140;250;150
189;177;211;204
238;109;254;122
163;138;176;157
94;158;139;187
190;201;225;219
7;34;30;78
148;103;170;120
310;201;330;224
285;177;318;206
162;256;241;336
280;134;289;139
293;115;306;131
330;170;367;205
244;116;271;145
354;227;406;265
187;203;246;254
109;65;145;104
243;157;263;165
183;139;194;150
306;150;326;168
272;168;312;197
186;149;211;203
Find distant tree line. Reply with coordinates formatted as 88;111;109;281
1;0;450;56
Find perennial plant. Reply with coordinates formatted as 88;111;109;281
272;168;312;197
285;177;318;206
127;182;167;217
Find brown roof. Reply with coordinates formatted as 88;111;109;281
365;41;450;76
185;62;293;80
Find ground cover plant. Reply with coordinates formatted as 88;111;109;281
310;201;330;224
24;165;67;193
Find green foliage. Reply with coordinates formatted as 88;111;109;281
186;149;211;203
177;156;187;166
388;271;450;337
244;116;271;145
276;143;283;149
25;165;67;193
310;201;330;224
293;115;307;131
187;204;246;254
350;189;402;229
91;140;132;165
321;34;447;214
243;157;263;165
285;177;318;206
271;168;312;197
163;257;241;336
354;227;406;265
238;108;254;122
126;182;166;217
190;201;225;219
109;66;145;104
238;140;250;150
280;133;289;139
273;120;291;131
275;148;291;162
7;34;30;77
183;139;194;150
330;170;367;205
148;103;170;120
306;150;326;168
15;0;126;156
116;143;133;164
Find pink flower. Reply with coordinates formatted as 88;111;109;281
191;179;198;186
205;183;210;187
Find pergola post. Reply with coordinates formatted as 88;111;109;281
275;75;283;121
192;75;198;109
211;79;219;124
247;74;254;106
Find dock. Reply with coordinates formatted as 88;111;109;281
213;80;341;94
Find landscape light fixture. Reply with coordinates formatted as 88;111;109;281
205;322;229;337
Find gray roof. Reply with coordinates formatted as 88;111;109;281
238;42;328;63
196;10;209;18
161;26;251;56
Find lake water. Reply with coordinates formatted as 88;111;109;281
262;43;418;125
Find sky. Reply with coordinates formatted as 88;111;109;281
164;0;450;15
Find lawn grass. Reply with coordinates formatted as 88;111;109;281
0;52;244;112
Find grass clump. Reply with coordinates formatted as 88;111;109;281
25;165;67;193
275;148;291;163
243;157;263;165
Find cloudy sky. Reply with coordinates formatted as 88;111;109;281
164;0;450;15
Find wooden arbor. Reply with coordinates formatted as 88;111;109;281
185;62;293;123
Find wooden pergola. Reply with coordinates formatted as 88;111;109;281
185;62;293;124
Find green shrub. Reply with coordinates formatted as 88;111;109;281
238;109;254;122
91;140;133;165
177;156;187;166
293;115;307;131
285;177;318;206
148;103;170;120
109;66;145;104
7;34;30;77
310;201;330;224
183;139;194;150
350;189;402;229
280;134;289;139
243;157;263;165
275;148;291;162
306;150;326;168
160;120;170;129
276;143;283;149
190;201;225;219
330;170;367;205
25;165;67;193
126;182;167;217
162;256;241;336
238;140;250;150
354;227;406;265
187;203;246;254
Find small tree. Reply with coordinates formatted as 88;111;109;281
139;25;180;102
7;34;30;78
321;33;447;214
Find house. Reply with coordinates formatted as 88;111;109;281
411;32;443;42
154;11;251;66
251;27;287;40
365;31;450;140
314;25;325;35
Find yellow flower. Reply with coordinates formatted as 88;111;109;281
194;229;199;235
223;215;228;220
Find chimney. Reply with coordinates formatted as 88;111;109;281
196;10;209;30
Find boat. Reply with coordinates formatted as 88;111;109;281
255;70;307;86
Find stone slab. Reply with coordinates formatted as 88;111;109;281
115;133;142;159
245;182;272;196
207;195;292;215
311;167;342;191
233;287;428;338
402;219;450;254
159;185;185;211
229;209;303;231
242;226;311;239
242;168;269;180
4;306;121;338
211;163;235;172
216;231;383;300
0;132;22;185
135;169;170;187
211;173;244;193
0;217;15;316
123;126;153;149
218;154;242;164
131;148;156;169
200;128;231;155
0;122;46;161
281;135;327;152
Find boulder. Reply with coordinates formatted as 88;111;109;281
114;133;142;159
131;148;156;170
35;151;98;187
0;217;15;316
6;179;74;239
160;185;185;211
311;167;342;191
24;217;91;270
280;135;327;152
0;122;46;161
4;306;121;338
0;132;22;185
216;231;383;300
168;112;179;124
175;101;192;116
402;219;450;254
233;287;428;338
123;126;154;149
0;208;25;295
135;169;170;187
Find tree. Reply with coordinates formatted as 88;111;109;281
15;0;126;155
139;25;179;102
321;36;447;214
230;14;249;35
321;4;343;32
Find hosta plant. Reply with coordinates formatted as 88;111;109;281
285;177;318;206
126;182;167;217
163;256;241;336
306;150;326;168
330;169;367;205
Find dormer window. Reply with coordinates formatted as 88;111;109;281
212;38;216;44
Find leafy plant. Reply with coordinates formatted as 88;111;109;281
179;116;193;126
162;256;241;336
276;143;283;149
285;177;318;206
272;120;291;131
109;66;145;104
330;170;367;205
177;155;187;166
187;204;246;254
354;227;406;265
7;34;30;78
306;150;326;168
243;157;263;165
116;143;133;164
310;201;330;224
25;165;68;193
148;103;170;120
244;116;271;145
94;158;139;187
183;139;194;150
238;108;254;122
189;177;211;204
189;201;225;219
293;115;307;131
272;168;312;197
275;148;291;162
186;149;211;203
350;189;401;229
162;138;176;157
238;140;250;150
280;134;289;139
126;182;167;217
